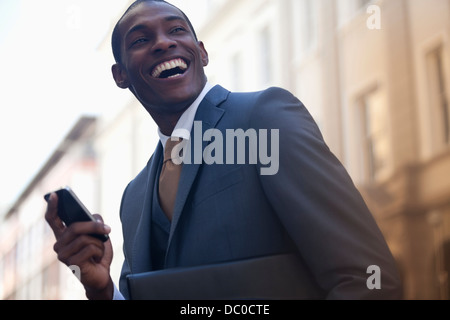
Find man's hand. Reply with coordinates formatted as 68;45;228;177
45;193;114;300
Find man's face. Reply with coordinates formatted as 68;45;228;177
113;2;209;115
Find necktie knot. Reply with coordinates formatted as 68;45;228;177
159;137;184;221
164;138;183;163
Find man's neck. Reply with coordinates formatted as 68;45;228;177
154;81;212;137
148;80;208;136
153;111;185;137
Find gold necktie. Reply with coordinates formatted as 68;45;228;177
159;138;183;220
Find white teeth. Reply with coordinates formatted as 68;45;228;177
151;58;188;78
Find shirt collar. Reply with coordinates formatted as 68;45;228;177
158;82;213;149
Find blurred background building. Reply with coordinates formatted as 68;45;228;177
1;0;449;300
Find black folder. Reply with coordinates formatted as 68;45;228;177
127;254;324;300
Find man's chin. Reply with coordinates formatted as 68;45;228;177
136;75;206;112
140;91;199;115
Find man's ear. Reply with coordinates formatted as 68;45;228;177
112;63;129;89
198;41;209;67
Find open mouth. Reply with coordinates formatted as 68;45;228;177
151;58;188;79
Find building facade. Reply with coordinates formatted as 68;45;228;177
189;0;450;299
0;117;97;299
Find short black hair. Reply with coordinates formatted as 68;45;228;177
111;0;198;63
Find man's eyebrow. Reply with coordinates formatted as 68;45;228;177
125;15;188;40
164;14;187;24
125;24;147;40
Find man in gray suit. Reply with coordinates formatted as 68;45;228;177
45;0;402;300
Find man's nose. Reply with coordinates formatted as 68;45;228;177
151;33;177;54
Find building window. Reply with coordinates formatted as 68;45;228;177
358;0;372;9
300;0;316;52
258;26;272;86
358;88;390;182
444;240;450;299
231;52;244;91
42;262;59;299
427;46;450;146
0;259;3;298
292;0;317;58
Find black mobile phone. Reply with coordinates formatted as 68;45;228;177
44;186;109;242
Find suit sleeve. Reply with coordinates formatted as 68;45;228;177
251;87;402;299
118;183;132;300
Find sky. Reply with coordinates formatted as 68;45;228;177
0;0;208;214
0;0;130;212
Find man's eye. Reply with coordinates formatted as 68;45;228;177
171;26;186;34
130;38;148;47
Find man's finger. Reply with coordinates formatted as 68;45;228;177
57;220;111;247
56;234;105;265
44;193;66;239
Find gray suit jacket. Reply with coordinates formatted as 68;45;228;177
117;85;402;299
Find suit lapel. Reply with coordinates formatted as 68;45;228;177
131;142;163;274
167;85;229;247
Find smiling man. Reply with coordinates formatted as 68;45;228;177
45;0;402;300
111;0;209;136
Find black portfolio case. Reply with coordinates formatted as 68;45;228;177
127;254;324;300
